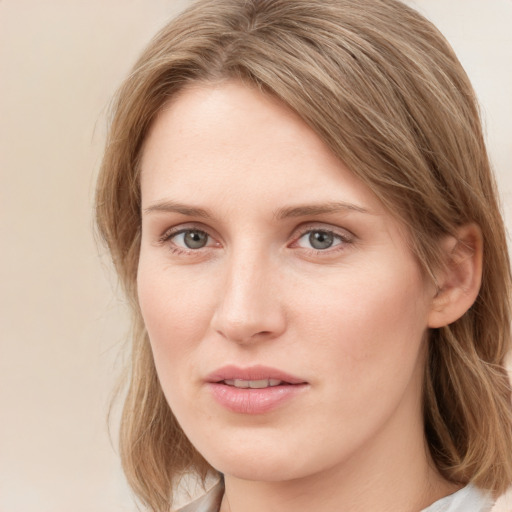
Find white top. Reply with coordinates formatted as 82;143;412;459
177;481;494;512
421;484;494;512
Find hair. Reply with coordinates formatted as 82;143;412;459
95;0;512;510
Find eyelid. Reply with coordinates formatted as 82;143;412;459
291;222;355;242
158;222;216;241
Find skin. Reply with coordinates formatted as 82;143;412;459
138;81;465;512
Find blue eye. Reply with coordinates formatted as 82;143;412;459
171;229;210;249
296;230;344;250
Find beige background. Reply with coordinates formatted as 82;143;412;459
0;1;511;511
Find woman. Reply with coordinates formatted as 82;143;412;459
95;0;512;511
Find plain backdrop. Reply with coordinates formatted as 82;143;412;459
0;1;511;511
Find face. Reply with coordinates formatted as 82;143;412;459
138;81;437;483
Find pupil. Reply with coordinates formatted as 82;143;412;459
309;231;333;250
184;230;207;249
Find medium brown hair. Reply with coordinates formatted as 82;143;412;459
95;0;512;509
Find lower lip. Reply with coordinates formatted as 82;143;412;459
207;383;307;414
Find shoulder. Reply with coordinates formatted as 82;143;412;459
421;485;494;512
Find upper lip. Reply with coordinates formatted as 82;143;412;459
205;365;307;385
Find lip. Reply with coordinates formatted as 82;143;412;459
205;365;308;414
206;365;306;385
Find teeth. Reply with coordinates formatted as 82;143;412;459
249;379;271;389
223;378;283;388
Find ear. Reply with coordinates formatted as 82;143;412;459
428;224;483;329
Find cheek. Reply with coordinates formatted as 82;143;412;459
283;265;430;464
137;261;216;374
294;263;430;386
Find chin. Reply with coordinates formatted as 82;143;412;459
190;430;306;482
213;457;304;483
196;433;336;484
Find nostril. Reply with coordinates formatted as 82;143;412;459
210;285;287;343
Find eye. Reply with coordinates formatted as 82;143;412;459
167;229;212;250
295;229;350;251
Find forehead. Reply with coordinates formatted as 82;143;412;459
142;81;334;180
140;81;383;215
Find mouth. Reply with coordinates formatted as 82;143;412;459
222;378;285;389
206;364;307;387
205;365;308;414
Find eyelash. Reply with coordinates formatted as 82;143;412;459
158;224;355;256
292;226;354;254
158;226;218;256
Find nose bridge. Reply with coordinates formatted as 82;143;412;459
212;243;285;343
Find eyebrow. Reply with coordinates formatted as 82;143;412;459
274;201;371;219
143;199;371;218
143;200;211;217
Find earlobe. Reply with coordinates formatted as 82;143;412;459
428;224;483;329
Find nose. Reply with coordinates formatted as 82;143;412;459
210;249;287;344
